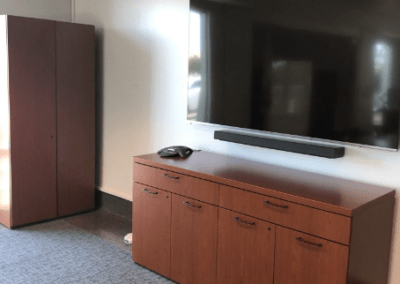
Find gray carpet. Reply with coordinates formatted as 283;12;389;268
0;220;174;284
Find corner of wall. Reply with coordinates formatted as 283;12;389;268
97;186;133;202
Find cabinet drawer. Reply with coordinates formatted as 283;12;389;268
219;185;351;244
134;163;219;205
275;226;349;284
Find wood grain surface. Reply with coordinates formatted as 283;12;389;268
134;163;219;205
134;152;395;216
56;21;95;217
8;16;57;227
217;208;275;284
347;197;395;284
132;183;171;278
171;194;218;284
134;152;395;284
274;226;349;284
219;185;351;244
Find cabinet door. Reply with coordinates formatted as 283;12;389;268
56;22;95;217
217;208;275;284
275;226;349;284
132;183;171;278
8;16;57;227
171;194;218;284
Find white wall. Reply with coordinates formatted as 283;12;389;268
74;0;400;282
0;0;71;21
74;0;190;200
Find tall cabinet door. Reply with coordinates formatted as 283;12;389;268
274;226;349;284
8;16;57;227
132;183;171;278
56;22;95;217
171;194;218;284
217;208;275;284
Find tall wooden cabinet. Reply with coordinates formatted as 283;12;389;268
0;15;95;228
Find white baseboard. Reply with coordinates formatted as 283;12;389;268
97;186;132;202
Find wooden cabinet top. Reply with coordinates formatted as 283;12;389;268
134;151;395;217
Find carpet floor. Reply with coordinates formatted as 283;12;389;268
0;220;174;284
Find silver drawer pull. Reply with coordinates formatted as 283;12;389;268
142;188;158;195
295;237;323;248
234;216;255;226
163;173;179;180
264;200;289;209
183;201;201;209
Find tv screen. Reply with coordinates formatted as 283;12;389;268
188;0;400;150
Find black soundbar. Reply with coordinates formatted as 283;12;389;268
214;131;345;158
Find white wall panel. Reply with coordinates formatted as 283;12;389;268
75;1;400;282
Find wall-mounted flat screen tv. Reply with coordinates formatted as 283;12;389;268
188;0;400;150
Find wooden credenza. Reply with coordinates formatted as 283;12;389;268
0;15;95;228
132;151;395;284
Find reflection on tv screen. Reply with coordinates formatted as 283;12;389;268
188;0;400;150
